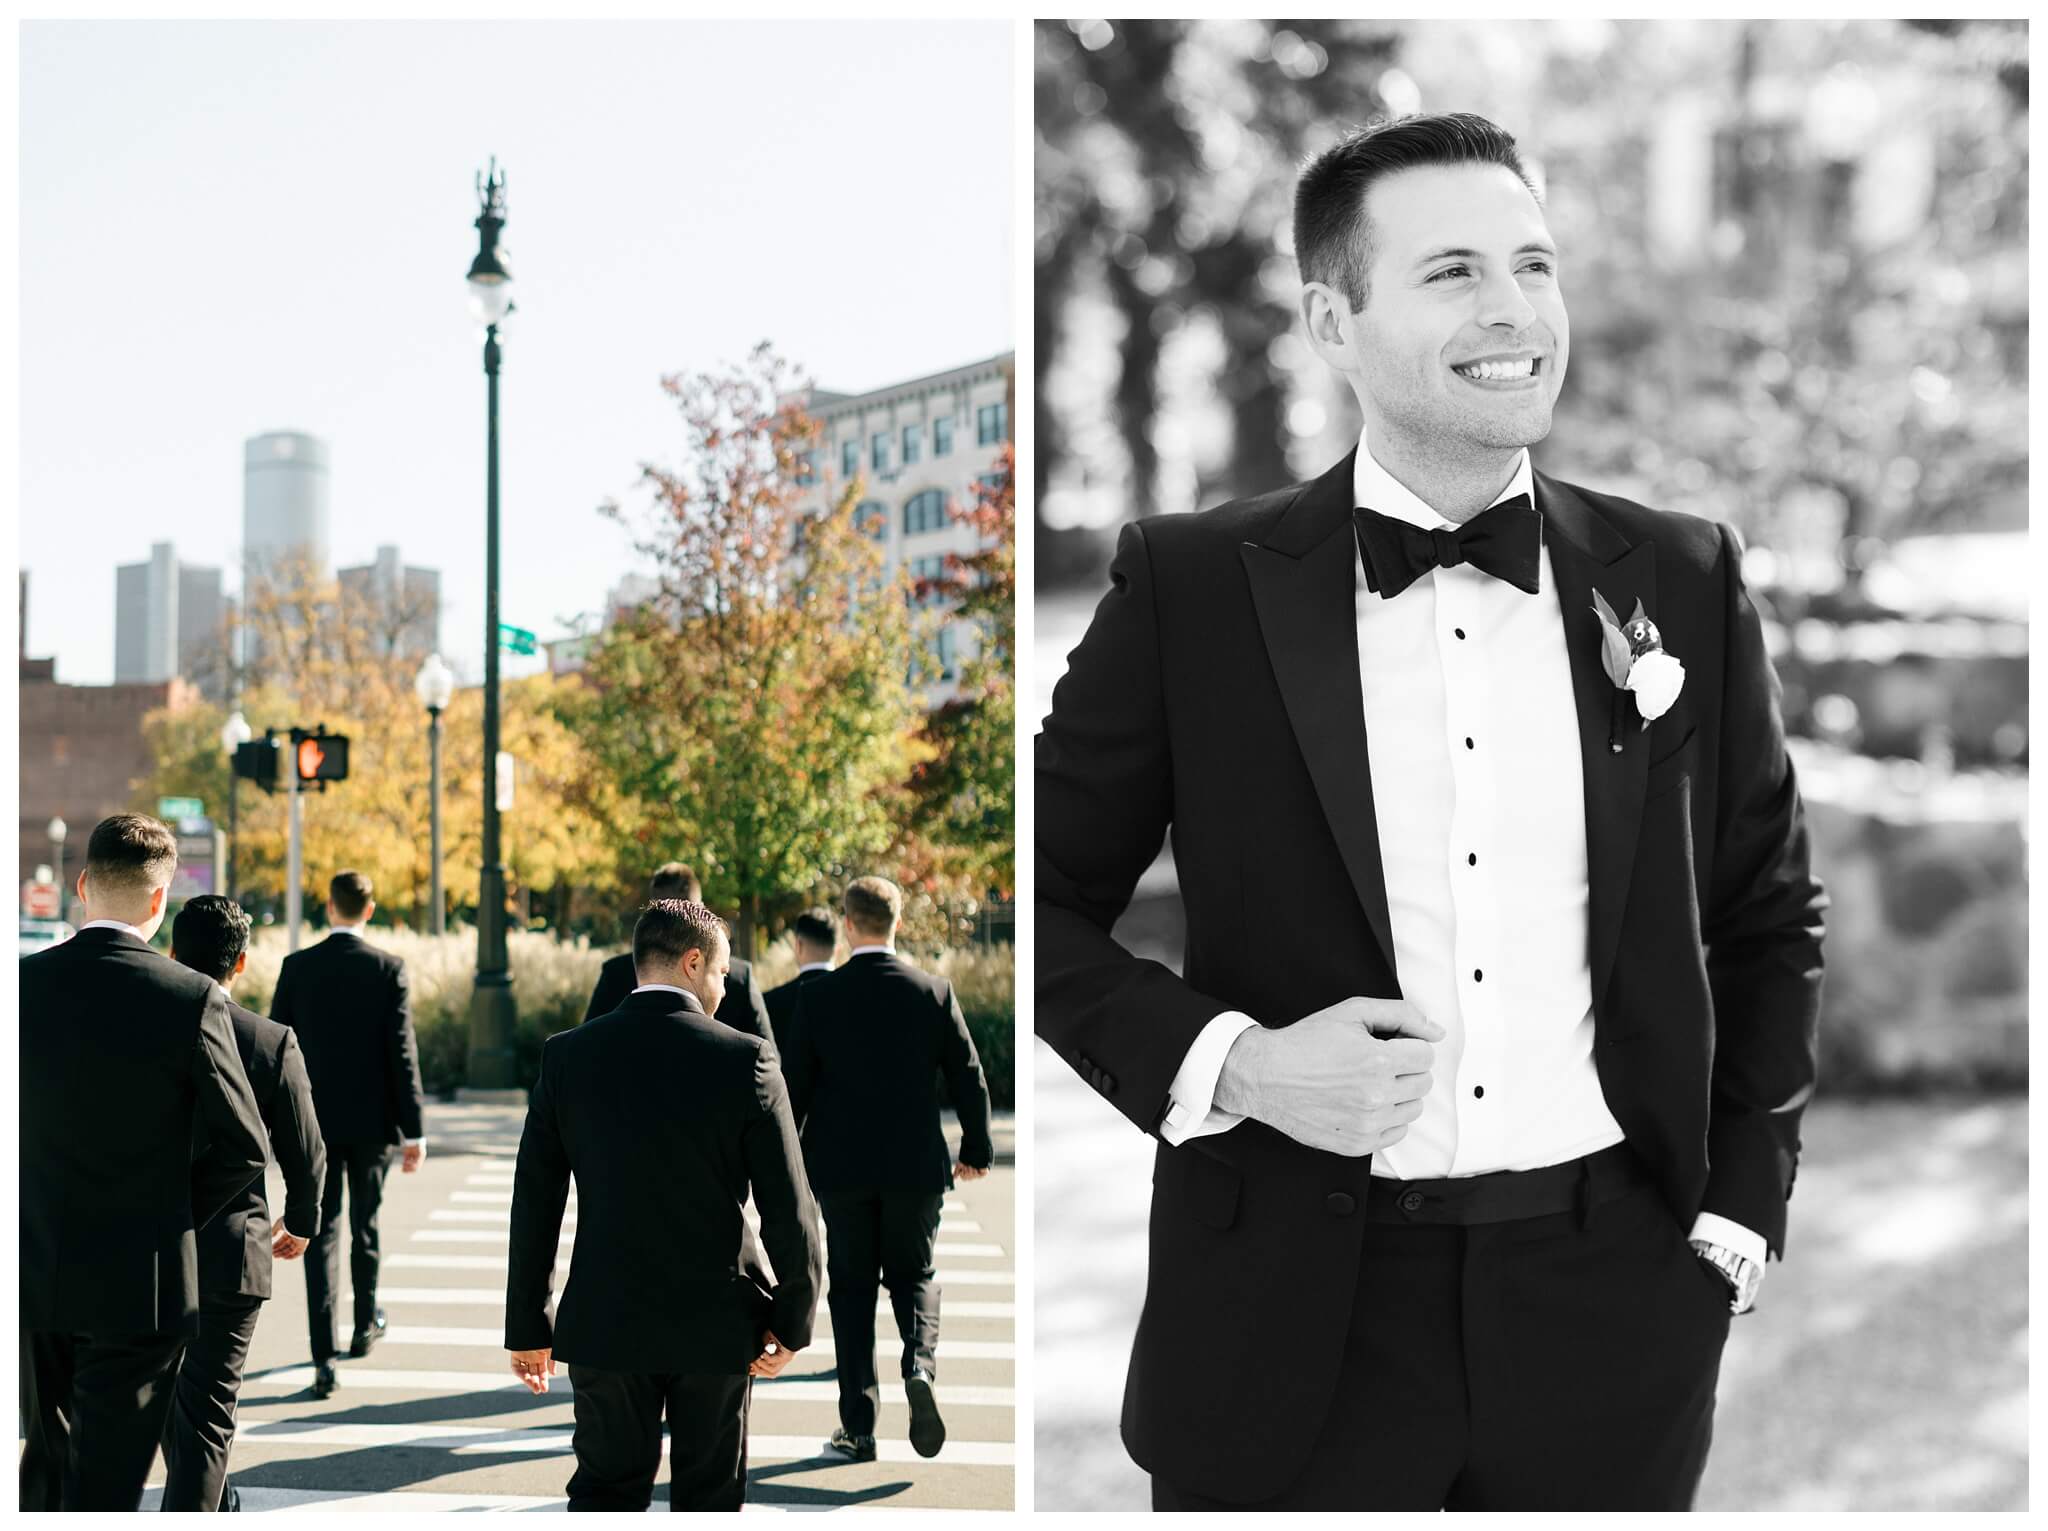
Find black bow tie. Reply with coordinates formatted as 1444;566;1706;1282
1354;493;1543;599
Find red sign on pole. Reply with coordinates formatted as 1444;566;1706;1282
23;882;59;920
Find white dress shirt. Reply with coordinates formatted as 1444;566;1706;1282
79;918;148;938
1160;428;1764;1268
798;961;835;975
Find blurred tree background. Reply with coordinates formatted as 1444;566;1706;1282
1033;18;2027;1512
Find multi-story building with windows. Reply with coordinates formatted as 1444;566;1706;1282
338;544;442;659
113;542;225;699
792;351;1012;697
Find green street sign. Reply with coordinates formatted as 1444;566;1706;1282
159;796;204;822
498;623;537;656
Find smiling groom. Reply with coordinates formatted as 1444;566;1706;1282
1036;113;1827;1510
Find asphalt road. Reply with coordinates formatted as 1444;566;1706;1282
134;1101;1016;1511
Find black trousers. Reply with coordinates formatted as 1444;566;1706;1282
1150;1181;1733;1511
305;1141;397;1361
20;1328;187;1510
818;1188;944;1438
564;1365;751;1511
159;1294;265;1511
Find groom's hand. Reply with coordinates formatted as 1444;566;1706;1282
509;1347;555;1394
1212;997;1442;1157
749;1330;797;1379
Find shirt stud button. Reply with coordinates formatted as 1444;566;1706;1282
1399;1191;1425;1214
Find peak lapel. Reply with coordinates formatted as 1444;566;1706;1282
1239;452;1399;984
1537;470;1655;1013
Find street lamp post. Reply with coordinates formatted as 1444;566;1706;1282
47;817;67;924
463;159;518;1090
414;653;455;937
220;710;252;902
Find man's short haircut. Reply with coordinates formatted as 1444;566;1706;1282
172;894;253;985
648;862;703;902
329;871;373;921
1294;112;1539;310
791;906;838;951
843;876;903;934
633;898;727;974
84;814;179;897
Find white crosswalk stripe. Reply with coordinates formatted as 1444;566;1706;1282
361;1287;1014;1317
240;1364;1015;1406
428;1207;987;1234
227;1419;1017;1466
143;1485;959;1511
386;1252;1014;1282
370;1326;1016;1359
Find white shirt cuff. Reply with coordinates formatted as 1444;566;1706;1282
404;1137;426;1149
1688;1211;1767;1269
1158;1011;1258;1146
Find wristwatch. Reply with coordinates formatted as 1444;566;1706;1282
1689;1239;1762;1316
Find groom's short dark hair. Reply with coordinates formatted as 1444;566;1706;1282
84;814;179;896
633;898;726;975
1294;112;1539;309
647;862;702;902
791;907;838;951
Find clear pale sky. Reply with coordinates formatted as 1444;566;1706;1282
19;19;1013;686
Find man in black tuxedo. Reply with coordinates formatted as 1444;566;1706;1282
270;870;427;1399
506;898;822;1511
1037;113;1827;1510
585;863;773;1042
19;815;270;1510
762;905;838;1059
784;876;996;1463
160;894;328;1512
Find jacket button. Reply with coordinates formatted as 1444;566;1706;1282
1325;1192;1355;1218
1399;1190;1425;1214
1101;1074;1117;1094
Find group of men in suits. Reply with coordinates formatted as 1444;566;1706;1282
20;816;428;1512
507;869;996;1509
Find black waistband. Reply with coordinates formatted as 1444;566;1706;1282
1364;1142;1651;1227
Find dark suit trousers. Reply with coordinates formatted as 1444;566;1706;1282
819;1189;944;1437
20;1328;186;1510
564;1365;751;1511
305;1141;398;1360
1149;1182;1732;1511
159;1294;265;1510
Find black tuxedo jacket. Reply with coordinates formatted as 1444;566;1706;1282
1036;454;1827;1501
783;952;996;1194
195;998;328;1301
505;988;823;1374
270;931;426;1147
19;928;271;1336
585;948;771;1043
763;967;828;1060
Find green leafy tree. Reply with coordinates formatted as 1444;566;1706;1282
559;343;929;956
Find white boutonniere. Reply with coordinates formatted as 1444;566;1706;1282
1592;590;1684;753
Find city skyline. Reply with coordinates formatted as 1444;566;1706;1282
20;19;1014;687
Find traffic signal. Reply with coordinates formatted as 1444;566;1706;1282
233;737;284;790
291;729;350;784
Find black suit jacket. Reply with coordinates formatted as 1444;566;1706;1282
585;949;771;1043
784;952;996;1194
19;928;270;1336
1036;455;1827;1500
762;967;829;1060
194;998;328;1301
505;988;823;1374
270;931;426;1147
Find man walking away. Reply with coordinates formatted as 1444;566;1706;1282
160;894;327;1511
507;899;822;1511
584;863;775;1044
270;870;427;1399
19;815;269;1510
762;906;838;1060
785;876;996;1462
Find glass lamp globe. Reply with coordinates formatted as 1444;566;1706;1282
415;653;456;712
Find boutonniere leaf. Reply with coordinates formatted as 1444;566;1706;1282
1593;590;1685;752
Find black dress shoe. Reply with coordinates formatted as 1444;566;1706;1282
348;1310;388;1357
827;1426;876;1462
904;1370;946;1458
311;1361;339;1399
